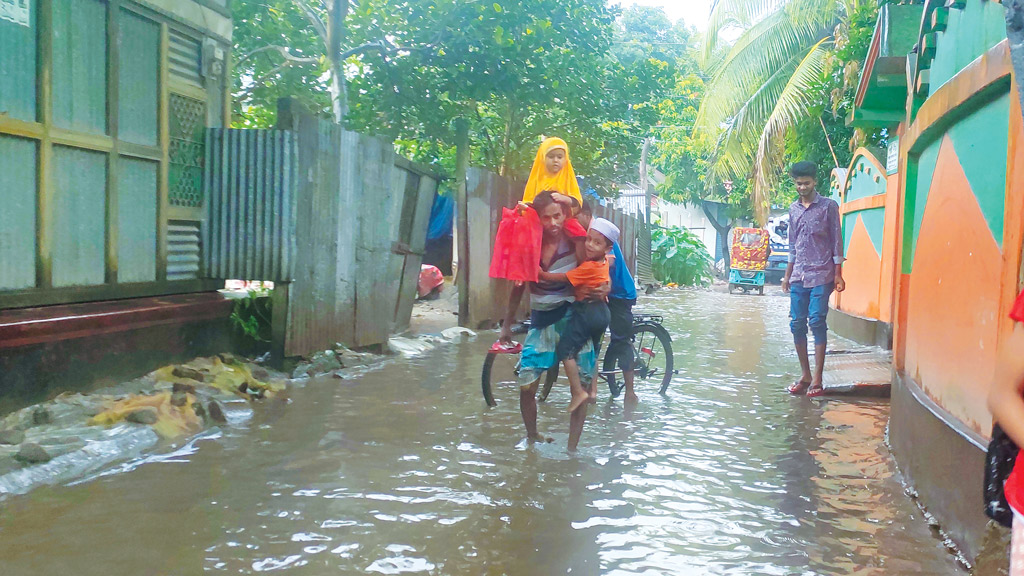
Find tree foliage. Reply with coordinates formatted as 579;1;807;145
232;0;678;194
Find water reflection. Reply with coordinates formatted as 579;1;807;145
0;290;962;575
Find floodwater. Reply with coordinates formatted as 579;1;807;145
0;290;965;575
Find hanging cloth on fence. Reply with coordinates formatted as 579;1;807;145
489;206;542;282
426;192;454;241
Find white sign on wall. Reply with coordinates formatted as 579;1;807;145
0;0;29;27
886;138;900;175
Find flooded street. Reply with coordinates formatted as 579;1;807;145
0;290;964;575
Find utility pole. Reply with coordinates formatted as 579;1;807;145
454;118;471;327
636;136;655;286
640;136;653;227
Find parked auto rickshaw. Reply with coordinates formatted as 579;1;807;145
728;227;770;295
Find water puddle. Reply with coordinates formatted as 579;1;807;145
0;290;964;575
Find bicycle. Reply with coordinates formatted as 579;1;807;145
481;312;675;407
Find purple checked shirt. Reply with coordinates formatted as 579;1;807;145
788;192;844;288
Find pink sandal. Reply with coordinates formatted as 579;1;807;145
489;340;522;354
788;380;810;395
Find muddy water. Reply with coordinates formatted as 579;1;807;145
0;290;964;575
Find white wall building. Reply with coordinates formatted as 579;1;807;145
611;186;720;262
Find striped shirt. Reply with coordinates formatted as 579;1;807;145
530;235;577;311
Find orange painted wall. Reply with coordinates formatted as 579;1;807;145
878;172;901;324
903;137;1003;433
999;86;1024;348
839;217;883;319
835;150;890;323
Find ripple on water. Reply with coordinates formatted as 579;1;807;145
0;290;965;576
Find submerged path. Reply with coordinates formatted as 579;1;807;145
0;290;963;575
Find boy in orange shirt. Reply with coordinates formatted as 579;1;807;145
538;218;619;416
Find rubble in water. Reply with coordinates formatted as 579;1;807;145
0;355;287;497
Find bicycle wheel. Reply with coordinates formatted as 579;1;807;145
631;322;674;394
482;352;517;407
537;364;560;402
602;350;624;398
482;352;559;406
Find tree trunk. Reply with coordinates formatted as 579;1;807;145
701;200;731;273
500;99;516;177
327;0;348;124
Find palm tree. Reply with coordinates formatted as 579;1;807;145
697;0;863;224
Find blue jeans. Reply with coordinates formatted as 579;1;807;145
790;282;834;346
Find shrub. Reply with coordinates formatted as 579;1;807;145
651;225;713;287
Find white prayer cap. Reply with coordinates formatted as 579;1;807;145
589;218;619;245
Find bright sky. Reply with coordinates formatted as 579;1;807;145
615;0;715;30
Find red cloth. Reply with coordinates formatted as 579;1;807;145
1003;290;1024;513
565;217;587;238
489;206;542;282
1013;289;1024;323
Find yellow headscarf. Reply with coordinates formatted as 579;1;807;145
521;137;582;206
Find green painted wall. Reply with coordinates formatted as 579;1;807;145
949;92;1009;248
845;156;887;203
928;0;1007;93
904;138;942;274
844;207;886;256
904;93;1009;273
0;136;38;290
52;146;107;287
0;4;37;122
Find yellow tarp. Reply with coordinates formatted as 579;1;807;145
88;392;202;439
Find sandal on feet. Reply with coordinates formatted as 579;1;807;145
788;380;811;395
806;385;825;398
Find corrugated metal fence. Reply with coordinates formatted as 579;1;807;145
204;129;297;282
270;100;439;356
202;101;438;358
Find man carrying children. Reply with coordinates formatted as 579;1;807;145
538;217;620;417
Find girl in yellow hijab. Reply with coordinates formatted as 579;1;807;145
522;137;582;208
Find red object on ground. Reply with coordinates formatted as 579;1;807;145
489;206;542;282
417;265;445;298
565;217;587;238
489;340;522;354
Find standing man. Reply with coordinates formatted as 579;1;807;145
782;161;845;397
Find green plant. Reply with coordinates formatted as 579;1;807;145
230;289;273;343
651;226;714;287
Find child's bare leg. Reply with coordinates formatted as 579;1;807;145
564;358;590;413
588;374;599;403
623;369;639;403
568;400;588;452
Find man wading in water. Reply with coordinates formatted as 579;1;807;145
500;192;608;451
782;161;845;397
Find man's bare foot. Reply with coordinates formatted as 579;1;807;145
568;390;589;413
587;385;598;404
527;433;554;443
624;391;639;404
